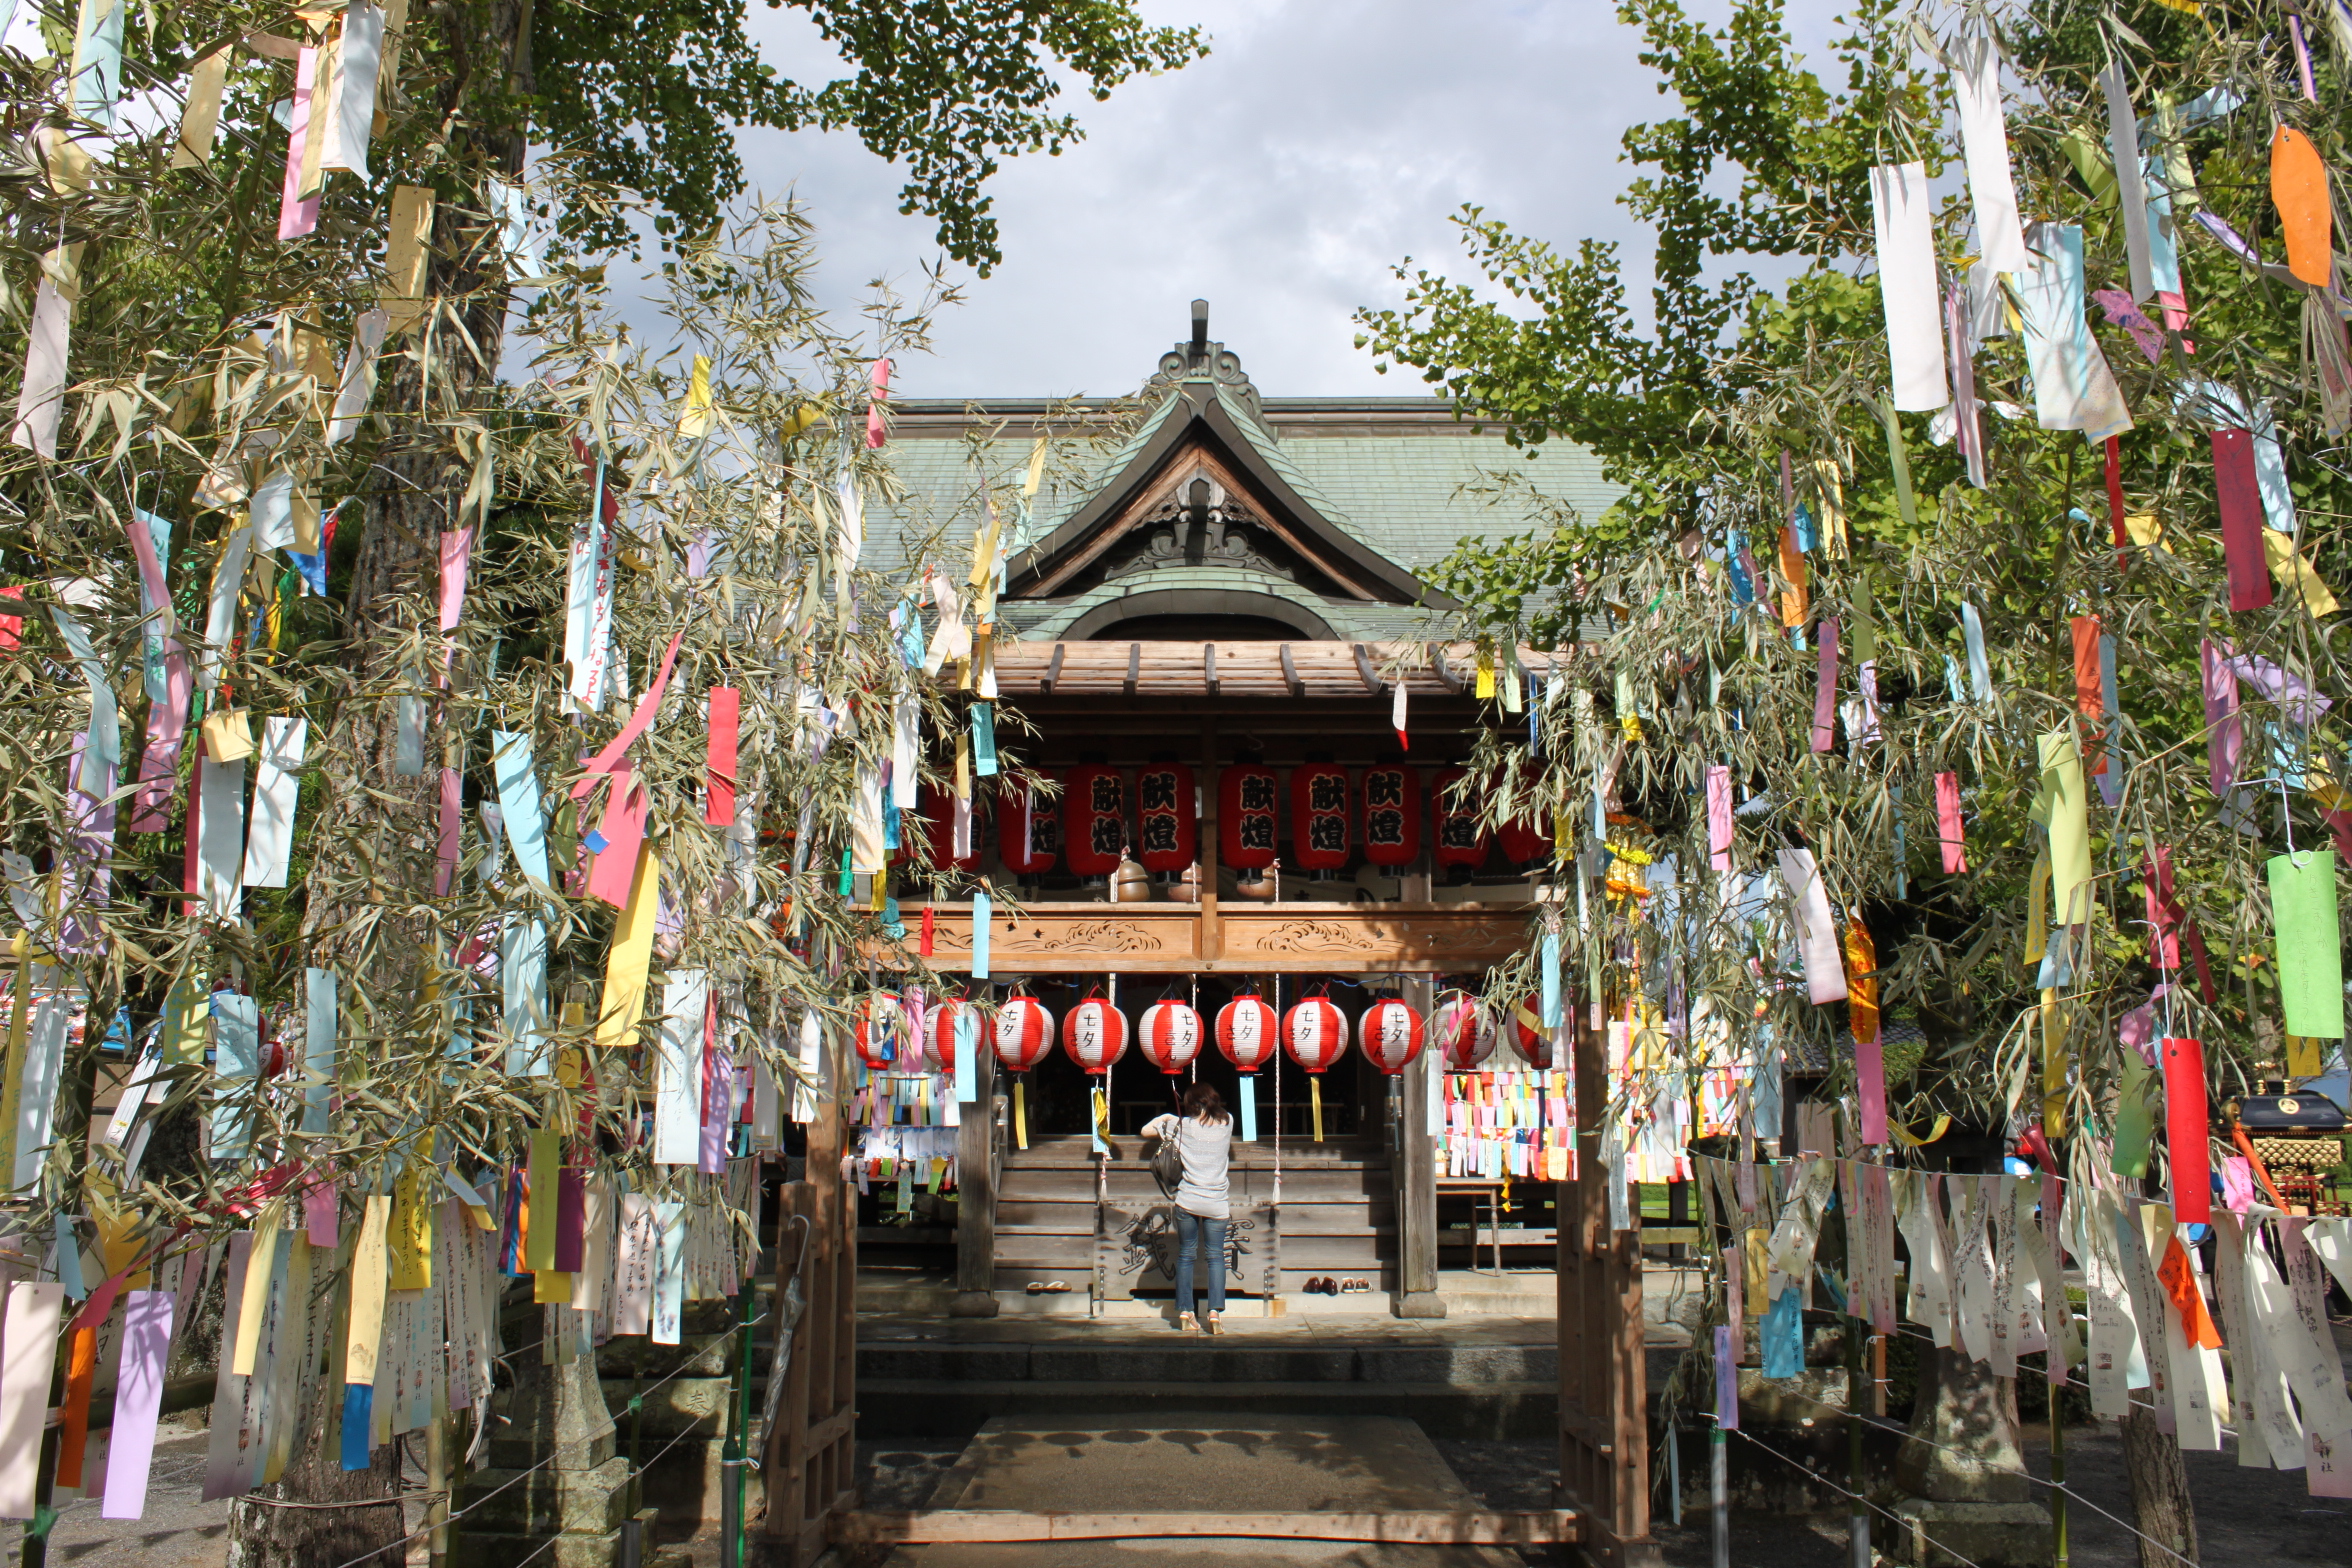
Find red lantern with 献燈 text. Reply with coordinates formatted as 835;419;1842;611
1062;763;1125;877
1510;995;1555;1069
1432;767;1490;871
1358;998;1425;1074
1062;995;1129;1074
997;779;1059;876
1282;996;1349;1073
1137;999;1203;1074
1215;992;1278;1073
922;783;982;874
1220;762;1278;870
1291;762;1350;872
854;991;904;1070
1433;991;1492;1070
1361;763;1419;867
1135;760;1196;873
994;996;1054;1071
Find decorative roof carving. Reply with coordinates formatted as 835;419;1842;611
1142;301;1265;426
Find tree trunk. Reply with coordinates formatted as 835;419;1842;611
223;1369;408;1568
2120;1397;2199;1568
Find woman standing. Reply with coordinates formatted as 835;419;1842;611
1143;1083;1234;1333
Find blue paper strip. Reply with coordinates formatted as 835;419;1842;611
500;917;548;1075
1961;604;1992;702
53;1212;84;1299
954;1009;977;1103
1540;930;1562;1029
1760;1288;1804;1378
304;967;337;1134
1239;1074;1258;1142
211;992;260;1161
973;703;998;777
971;890;991;979
1715;1323;1738;1429
340;1385;372;1470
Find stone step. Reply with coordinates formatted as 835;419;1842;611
854;1376;1556;1441
858;1338;1557;1385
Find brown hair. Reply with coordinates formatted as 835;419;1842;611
1181;1082;1230;1124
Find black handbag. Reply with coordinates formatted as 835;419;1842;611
2233;1084;2349;1133
1151;1125;1184;1196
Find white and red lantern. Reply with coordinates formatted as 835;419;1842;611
854;991;904;1070
1135;760;1197;874
1510;994;1556;1069
1063;763;1126;876
1220;762;1279;870
1291;761;1350;872
1215;992;1279;1073
1432;766;1490;871
997;779;1058;876
1282;996;1349;1074
1358;998;1425;1074
1360;763;1420;867
926;995;970;1073
993;996;1055;1072
1137;999;1204;1074
922;782;982;875
1433;991;1492;1070
1062;995;1129;1075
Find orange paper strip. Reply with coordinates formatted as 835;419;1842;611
2273;127;2332;287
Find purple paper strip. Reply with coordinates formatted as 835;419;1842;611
1715;1323;1739;1430
305;1178;338;1248
1724;1241;1745;1350
2200;638;2243;795
698;1030;731;1175
99;1290;174;1519
554;1167;585;1274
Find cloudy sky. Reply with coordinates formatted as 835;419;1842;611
652;0;1853;402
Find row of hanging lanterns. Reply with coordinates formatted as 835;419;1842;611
939;763;1548;878
852;990;1559;1075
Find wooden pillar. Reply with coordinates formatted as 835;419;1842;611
1198;718;1221;961
1558;1013;1662;1568
759;1096;857;1568
951;1043;1000;1316
1393;975;1444;1318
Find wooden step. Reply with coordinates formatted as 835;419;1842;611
998;1199;1394;1237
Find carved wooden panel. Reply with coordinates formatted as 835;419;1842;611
902;903;1526;973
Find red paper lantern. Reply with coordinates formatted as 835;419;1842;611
1062;995;1129;1075
1290;762;1350;872
1510;994;1556;1069
1282;996;1349;1074
1433;992;1492;1070
1215;992;1278;1073
1496;798;1550;866
1135;761;1197;873
921;782;981;874
1358;998;1425;1074
1432;766;1490;871
1219;763;1279;870
1360;764;1420;867
927;995;970;1073
1137;999;1204;1074
854;992;905;1070
1063;764;1126;877
997;779;1059;876
993;996;1055;1072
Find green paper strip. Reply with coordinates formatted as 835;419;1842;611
1878;394;1919;535
2268;849;2345;1038
2110;1050;2155;1178
2038;728;2092;930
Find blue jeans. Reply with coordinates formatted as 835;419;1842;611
1173;1208;1227;1317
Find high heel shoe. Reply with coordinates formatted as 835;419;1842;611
1177;1312;1199;1333
1205;1311;1224;1334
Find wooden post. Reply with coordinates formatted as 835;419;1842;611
1394;975;1443;1318
1558;1012;1663;1568
951;1045;999;1316
758;1096;856;1568
1198;718;1221;962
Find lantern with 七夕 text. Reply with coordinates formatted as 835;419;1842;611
1215;992;1278;1073
854;992;905;1070
1291;760;1350;872
1282;996;1349;1074
1358;998;1425;1074
1062;995;1129;1074
994;996;1054;1072
1138;999;1204;1074
1220;761;1278;870
1434;992;1492;1070
1063;763;1126;877
1135;759;1197;873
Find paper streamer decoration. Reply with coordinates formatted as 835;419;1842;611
1776;847;1848;1005
2264;530;2339;616
2017;223;2133;443
2100;59;2153;301
2268;850;2345;1040
320;0;382;179
1935;772;1966;873
0;1282;63;1516
199;520;252;696
69;0;122;130
99;1287;172;1519
2213;429;2273;612
594;849;660;1051
706;687;740;825
1706;765;1733;871
303;967;336;1136
1848;917;1885;1145
492;731;552;886
382;185;434;331
1868;163;1948;410
653;970;706;1166
1810;618;1840;751
277;47;321;239
2200;639;2243;795
47;606;116;792
2161;1036;2211;1224
1952;35;2028;274
9;261;70;459
2274;126;2333;286
1961;603;1991;701
341;1196;389;1470
172;49;229;166
2038;728;2093;931
197;753;246;921
971;889;991;979
500;917;548;1076
240;717;306;888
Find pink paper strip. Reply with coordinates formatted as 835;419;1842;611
584;765;647;908
1935;771;1966;873
99;1289;173;1519
571;629;688;798
1856;1034;1887;1147
133;649;192;833
2199;637;2242;795
1723;1241;1744;1351
277;49;320;240
438;526;475;633
1706;765;1733;871
1810;617;1840;752
865;358;893;449
705;687;740;826
305;1178;339;1247
1714;1323;1738;1430
434;765;462;896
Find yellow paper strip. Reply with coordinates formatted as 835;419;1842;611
594;848;661;1051
172;51;229;167
343;1195;390;1386
2040;988;2068;1137
525;1126;560;1274
297;36;339;198
679;354;712;440
201;708;254;762
381;184;435;332
2263;529;2339;616
231;1209;282;1375
388;1153;430;1290
532;1270;573;1304
2037;727;2092;931
1811;459;1849;557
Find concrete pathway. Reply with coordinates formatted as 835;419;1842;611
877;1413;1526;1567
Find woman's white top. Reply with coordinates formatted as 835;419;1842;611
1142;1112;1234;1219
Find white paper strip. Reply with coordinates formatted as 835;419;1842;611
835;474;863;571
1775;847;1848;1004
9;275;69;459
651;1200;686;1344
2100;58;2153;302
653;969;706;1166
13;974;68;1192
1952;34;2029;274
1868;161;1948;411
327;308;387;444
200;523;253;695
197;755;246;920
0;1282;64;1517
2018;222;2134;443
319;0;382;179
240;716;306;887
251;471;296;551
891;701;918;809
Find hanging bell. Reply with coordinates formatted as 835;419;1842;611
1112;849;1153;903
